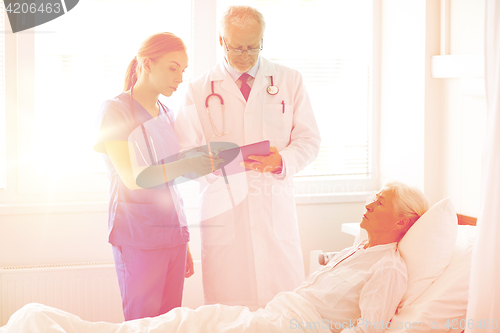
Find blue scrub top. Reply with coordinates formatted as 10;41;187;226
94;92;189;250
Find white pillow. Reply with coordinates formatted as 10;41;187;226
389;225;476;332
397;198;458;308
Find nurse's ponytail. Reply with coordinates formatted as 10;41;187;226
124;57;139;91
123;32;186;92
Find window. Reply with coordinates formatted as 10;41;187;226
16;0;192;195
5;0;378;202
217;0;379;194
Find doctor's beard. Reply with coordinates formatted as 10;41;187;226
225;56;255;74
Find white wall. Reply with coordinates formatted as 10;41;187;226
0;199;361;311
0;210;112;267
379;0;486;215
379;0;445;205
0;202;360;267
442;0;486;217
379;0;427;192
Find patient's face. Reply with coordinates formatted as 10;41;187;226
361;188;400;234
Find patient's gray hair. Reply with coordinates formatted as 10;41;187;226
384;181;429;228
219;5;266;39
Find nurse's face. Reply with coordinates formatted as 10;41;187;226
220;20;262;73
149;50;188;97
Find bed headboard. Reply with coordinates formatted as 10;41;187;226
457;214;477;226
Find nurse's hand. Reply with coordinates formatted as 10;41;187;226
185;245;194;278
185;153;224;177
242;146;283;173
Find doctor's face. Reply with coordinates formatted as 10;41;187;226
360;188;401;235
220;20;262;73
149;50;188;97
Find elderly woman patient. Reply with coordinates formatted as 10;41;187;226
0;182;429;333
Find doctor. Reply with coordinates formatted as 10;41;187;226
175;5;321;308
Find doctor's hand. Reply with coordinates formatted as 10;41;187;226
185;244;194;278
242;146;283;173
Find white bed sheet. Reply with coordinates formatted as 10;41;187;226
0;292;330;333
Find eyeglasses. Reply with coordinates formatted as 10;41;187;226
222;37;263;56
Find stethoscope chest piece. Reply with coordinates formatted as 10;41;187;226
267;76;279;95
267;85;279;95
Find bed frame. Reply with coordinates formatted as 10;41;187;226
457;214;477;226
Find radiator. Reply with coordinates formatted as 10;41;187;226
0;262;124;326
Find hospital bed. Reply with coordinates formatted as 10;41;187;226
0;198;477;333
318;198;476;333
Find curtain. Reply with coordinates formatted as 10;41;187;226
465;0;500;331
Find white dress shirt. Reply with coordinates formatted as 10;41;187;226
222;57;260;88
295;241;408;333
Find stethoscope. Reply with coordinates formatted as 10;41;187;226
128;87;187;224
205;75;279;137
129;86;171;169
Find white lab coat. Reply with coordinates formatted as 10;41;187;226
175;57;321;307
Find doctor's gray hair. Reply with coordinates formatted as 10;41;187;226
383;181;429;227
220;5;266;39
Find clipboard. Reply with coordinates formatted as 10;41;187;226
212;140;270;176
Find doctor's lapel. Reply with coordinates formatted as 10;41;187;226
250;73;267;102
208;62;242;102
220;72;245;103
250;59;278;102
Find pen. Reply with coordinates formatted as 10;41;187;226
281;100;285;114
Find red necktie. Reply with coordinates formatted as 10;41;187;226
239;73;251;101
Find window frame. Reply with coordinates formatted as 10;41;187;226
13;26;111;197
292;0;382;197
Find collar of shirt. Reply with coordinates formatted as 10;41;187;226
222;56;260;82
359;240;398;252
325;241;398;269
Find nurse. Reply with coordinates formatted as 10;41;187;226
94;32;217;320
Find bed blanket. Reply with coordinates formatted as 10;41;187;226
0;292;330;333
